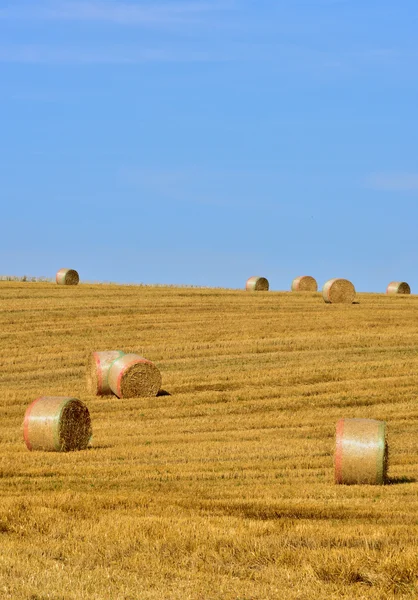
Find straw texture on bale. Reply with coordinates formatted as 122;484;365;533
291;275;318;292
23;396;92;452
56;268;79;286
335;418;388;485
386;281;411;295
245;276;269;291
108;353;162;398
322;278;356;304
87;350;125;395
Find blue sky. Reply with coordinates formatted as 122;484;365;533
0;0;417;290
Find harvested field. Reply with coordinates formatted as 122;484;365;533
0;282;417;599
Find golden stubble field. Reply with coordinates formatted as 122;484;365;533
0;282;417;600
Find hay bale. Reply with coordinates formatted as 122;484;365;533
23;396;92;452
291;275;318;292
335;418;388;485
108;353;162;398
322;278;355;304
245;276;269;291
386;281;411;295
87;350;125;395
56;268;79;286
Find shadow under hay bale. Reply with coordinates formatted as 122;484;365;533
108;353;162;399
291;275;318;292
386;476;415;485
386;281;411;295
157;389;171;397
56;268;79;286
335;418;388;485
23;396;92;452
245;276;269;291
87;350;125;396
322;278;356;304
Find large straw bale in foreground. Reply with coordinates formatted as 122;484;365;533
87;350;125;395
335;418;388;485
56;268;79;286
386;281;411;295
108;353;162;398
23;396;92;452
322;278;355;304
291;275;318;292
245;276;269;291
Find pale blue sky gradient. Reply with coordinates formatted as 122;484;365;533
1;1;417;290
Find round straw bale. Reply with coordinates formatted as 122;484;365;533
335;418;387;485
87;350;125;395
108;353;162;398
245;276;269;291
291;275;318;292
322;278;355;304
386;281;411;295
56;268;79;286
23;396;92;452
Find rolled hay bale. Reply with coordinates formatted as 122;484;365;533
108;353;162;398
335;418;388;485
386;281;411;295
23;396;92;452
87;350;125;395
322;278;356;304
245;276;269;291
56;268;79;286
291;275;318;292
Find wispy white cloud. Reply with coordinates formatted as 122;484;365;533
0;1;233;25
0;44;231;64
365;173;418;192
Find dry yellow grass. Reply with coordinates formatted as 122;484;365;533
0;282;417;599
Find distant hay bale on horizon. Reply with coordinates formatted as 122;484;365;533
23;396;92;452
108;353;162;399
322;278;356;304
56;268;79;286
335;418;388;485
245;276;269;292
386;281;411;295
87;350;125;396
291;275;318;292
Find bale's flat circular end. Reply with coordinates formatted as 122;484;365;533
56;268;79;286
59;399;92;451
322;278;356;304
87;350;125;395
291;275;318;292
23;396;92;452
386;281;411;295
245;276;269;291
335;418;387;485
108;353;162;398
